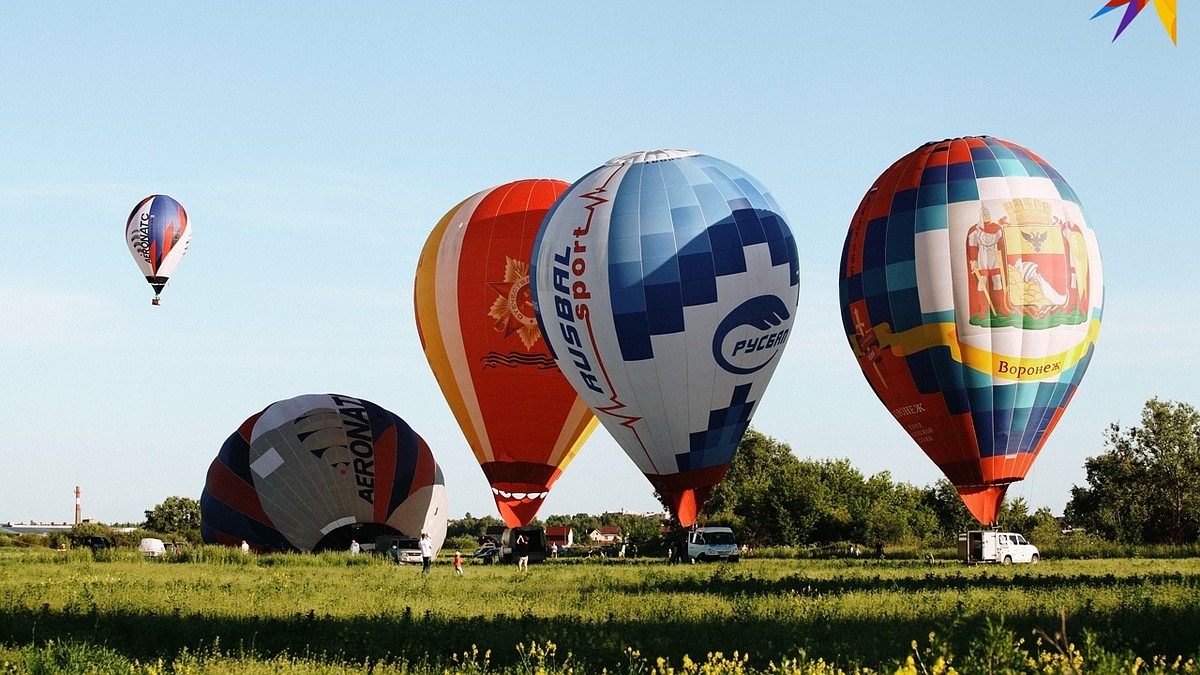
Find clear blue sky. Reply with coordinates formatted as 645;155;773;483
2;3;1195;525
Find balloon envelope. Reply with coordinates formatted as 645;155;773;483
125;194;190;304
531;150;800;526
415;179;597;527
838;136;1103;525
200;394;448;553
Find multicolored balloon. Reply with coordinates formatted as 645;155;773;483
200;394;448;553
415;179;597;527
125;194;190;305
838;136;1103;525
531;150;800;527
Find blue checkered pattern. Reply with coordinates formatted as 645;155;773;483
607;155;799;362
839;137;1098;465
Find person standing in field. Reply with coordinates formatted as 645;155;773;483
454;550;463;575
349;540;360;555
515;533;530;572
240;540;249;554
419;532;434;573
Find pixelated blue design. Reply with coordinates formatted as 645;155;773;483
917;180;947;209
887;286;922;333
861;266;889;302
904;350;940;395
947;179;980;203
997;158;1028;177
605;154;798;362
890;188;918;214
885;217;916;264
609;234;641;264
1012;381;1040;409
947;162;975;182
861;217;888;270
915;204;948;232
928;347;969;414
972;159;1004;178
920;164;947;185
884;261;917;290
680;383;754;471
920;310;954;325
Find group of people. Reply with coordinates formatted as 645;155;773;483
333;531;557;573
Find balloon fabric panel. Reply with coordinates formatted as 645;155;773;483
532;150;799;527
124;194;191;303
839;136;1102;525
414;179;597;527
200;394;447;552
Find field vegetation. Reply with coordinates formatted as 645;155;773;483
2;546;1199;673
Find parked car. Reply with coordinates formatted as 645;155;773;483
374;535;422;564
685;526;739;562
138;537;167;557
470;544;500;564
71;535;115;553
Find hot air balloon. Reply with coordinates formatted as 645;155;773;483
415;179;598;527
838;136;1103;525
531;150;800;527
125;194;190;305
200;394;448;553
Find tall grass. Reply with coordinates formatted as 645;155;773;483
2;547;1199;673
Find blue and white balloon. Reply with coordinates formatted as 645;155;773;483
531;149;800;526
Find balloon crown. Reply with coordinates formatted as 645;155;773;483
919;135;995;148
606;149;699;166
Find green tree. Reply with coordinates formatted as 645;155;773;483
1066;398;1200;544
694;428;819;546
607;513;665;552
143;496;201;542
923;479;977;539
446;513;505;542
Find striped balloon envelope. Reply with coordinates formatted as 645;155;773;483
415;179;597;527
531;150;800;527
125;194;190;305
839;136;1103;525
200;394;448;553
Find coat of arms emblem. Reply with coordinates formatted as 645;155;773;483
966;198;1091;329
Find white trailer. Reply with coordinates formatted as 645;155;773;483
957;530;1039;565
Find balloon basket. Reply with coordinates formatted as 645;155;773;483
152;297;161;306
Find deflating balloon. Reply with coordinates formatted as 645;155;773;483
415;179;597;527
838;136;1103;525
200;394;448;553
125;194;190;305
531;150;800;527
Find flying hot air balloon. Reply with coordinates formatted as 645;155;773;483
838;136;1103;525
200;394;448;553
125;194;190;305
531;150;800;527
415;179;598;527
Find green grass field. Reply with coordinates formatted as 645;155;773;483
2;548;1199;673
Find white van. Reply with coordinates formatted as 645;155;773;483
957;530;1039;565
138;537;166;557
686;526;739;562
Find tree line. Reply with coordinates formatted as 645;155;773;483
7;398;1193;551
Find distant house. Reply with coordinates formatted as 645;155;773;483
545;526;574;548
588;525;622;545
